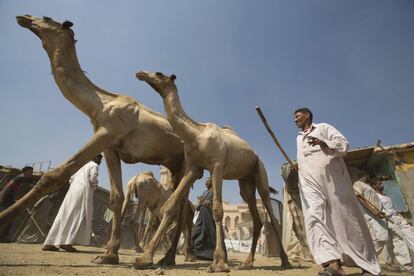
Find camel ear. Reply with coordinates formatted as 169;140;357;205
61;21;73;29
170;74;176;81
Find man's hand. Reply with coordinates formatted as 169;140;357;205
307;136;328;148
375;211;385;219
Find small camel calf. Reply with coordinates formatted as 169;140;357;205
121;171;194;261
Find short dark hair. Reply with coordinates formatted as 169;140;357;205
294;107;313;121
22;166;33;172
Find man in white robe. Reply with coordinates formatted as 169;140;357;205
353;174;413;272
294;108;381;275
373;178;414;271
42;154;102;252
353;174;389;255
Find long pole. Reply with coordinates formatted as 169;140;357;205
255;106;297;171
354;192;404;240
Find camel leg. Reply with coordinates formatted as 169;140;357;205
238;178;262;269
157;195;192;266
134;167;201;269
0;128;114;228
132;201;145;253
137;202;148;247
158;195;195;265
183;199;195;262
208;163;230;273
254;160;291;269
157;216;181;266
92;148;124;264
141;210;153;250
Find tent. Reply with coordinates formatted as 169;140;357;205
0;166;115;247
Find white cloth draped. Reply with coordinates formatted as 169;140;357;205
44;161;99;246
377;193;413;270
353;181;389;255
297;123;380;275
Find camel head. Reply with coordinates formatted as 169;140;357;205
16;15;75;51
136;71;176;98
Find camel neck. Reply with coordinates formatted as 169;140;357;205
162;84;202;143
45;41;113;119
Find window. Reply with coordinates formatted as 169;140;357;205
225;216;231;228
234;216;239;228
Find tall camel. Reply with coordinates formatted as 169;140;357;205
121;171;194;260
135;71;291;272
2;15;193;265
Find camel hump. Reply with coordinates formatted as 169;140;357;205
221;125;234;131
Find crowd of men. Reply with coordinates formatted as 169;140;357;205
0;108;413;276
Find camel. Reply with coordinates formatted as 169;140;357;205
135;71;291;272
121;171;194;259
2;15;194;265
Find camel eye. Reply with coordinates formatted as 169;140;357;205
156;72;162;76
43;16;52;21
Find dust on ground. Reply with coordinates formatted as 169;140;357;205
0;243;408;276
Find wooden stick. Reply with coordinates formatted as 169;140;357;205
354;191;405;239
255;106;297;172
355;192;389;221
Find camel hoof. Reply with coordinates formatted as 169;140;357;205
157;256;176;266
184;254;196;262
281;261;293;269
133;256;154;270
135;247;144;253
238;262;254;270
91;254;119;264
207;263;230;273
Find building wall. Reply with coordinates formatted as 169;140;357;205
222;200;267;240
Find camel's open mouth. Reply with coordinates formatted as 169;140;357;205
16;15;40;37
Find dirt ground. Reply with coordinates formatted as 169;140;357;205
0;243;410;276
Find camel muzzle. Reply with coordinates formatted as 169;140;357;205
136;71;147;81
16;15;34;28
16;15;41;37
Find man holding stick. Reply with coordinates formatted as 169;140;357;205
373;177;414;271
293;108;380;276
353;173;412;272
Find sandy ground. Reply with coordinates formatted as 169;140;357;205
0;243;410;276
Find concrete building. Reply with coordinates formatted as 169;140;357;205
222;198;282;241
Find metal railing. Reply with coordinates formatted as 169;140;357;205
25;160;52;173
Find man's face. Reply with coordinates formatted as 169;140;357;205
294;112;310;130
375;181;384;191
94;156;103;165
205;178;212;189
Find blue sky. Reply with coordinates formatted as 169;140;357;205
1;1;413;203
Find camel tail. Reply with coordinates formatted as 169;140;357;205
254;158;291;268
